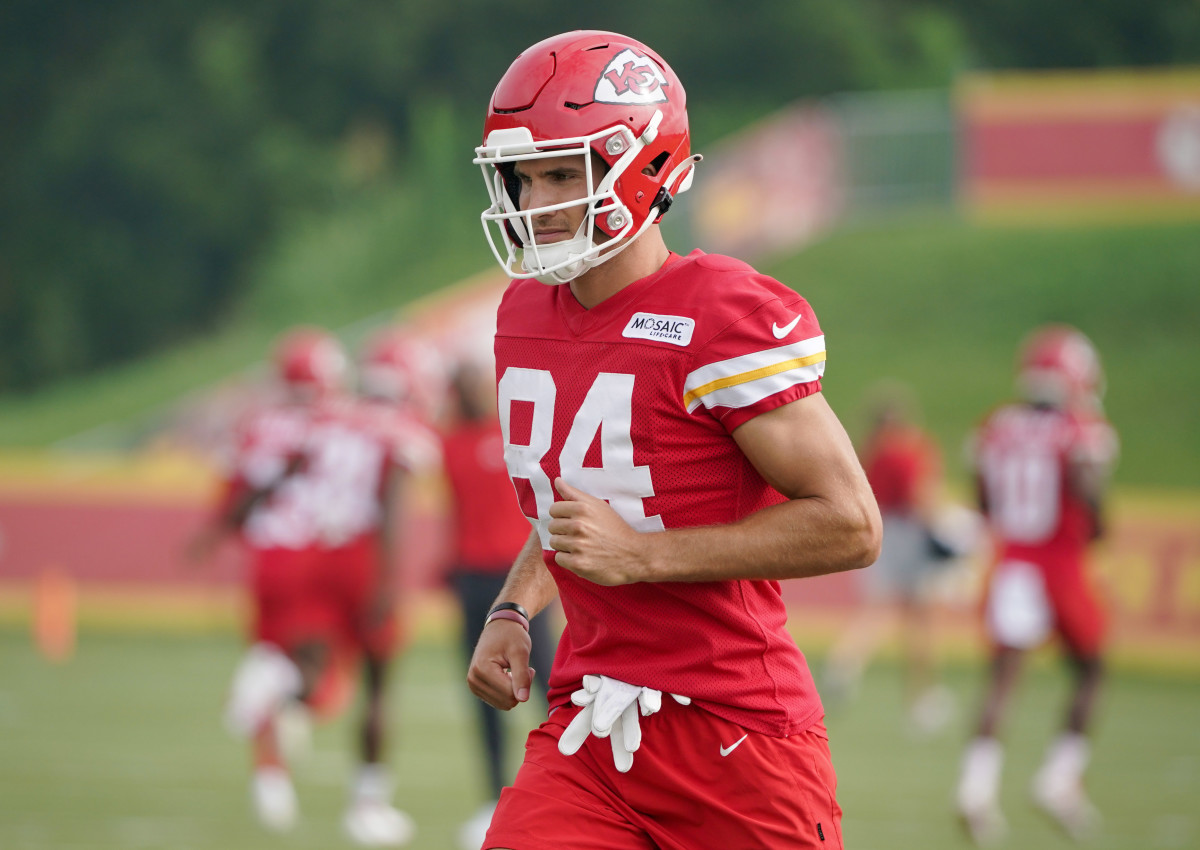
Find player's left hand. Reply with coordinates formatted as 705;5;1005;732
548;478;648;585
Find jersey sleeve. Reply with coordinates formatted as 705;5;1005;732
228;412;284;489
229;406;310;490
920;433;944;483
964;409;999;475
682;292;825;432
389;418;443;475
1070;416;1119;471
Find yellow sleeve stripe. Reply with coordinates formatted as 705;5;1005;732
683;350;827;410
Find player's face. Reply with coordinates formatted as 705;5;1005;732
512;153;598;245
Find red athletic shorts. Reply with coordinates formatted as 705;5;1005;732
310;536;398;658
484;695;842;850
250;545;324;648
984;557;1107;658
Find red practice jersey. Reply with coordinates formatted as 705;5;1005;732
222;400;320;551
302;397;441;548
441;419;531;570
862;425;941;516
972;403;1117;572
494;250;827;737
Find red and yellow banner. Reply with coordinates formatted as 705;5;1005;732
1;449;1196;670
958;67;1200;222
690;103;845;258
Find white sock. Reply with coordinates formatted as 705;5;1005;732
1035;733;1090;796
958;737;1004;810
351;763;393;805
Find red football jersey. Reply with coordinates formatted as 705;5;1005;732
223;400;319;550
862;425;941;515
495;250;827;737
972;403;1118;571
441;419;531;570
302;397;441;547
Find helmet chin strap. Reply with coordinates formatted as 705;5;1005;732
524;231;591;285
536;262;585;286
522;199;660;286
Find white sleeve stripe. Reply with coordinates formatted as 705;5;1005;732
684;336;825;391
684;352;826;412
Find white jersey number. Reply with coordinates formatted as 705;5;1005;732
498;368;664;549
980;444;1060;543
302;422;387;546
244;423;384;549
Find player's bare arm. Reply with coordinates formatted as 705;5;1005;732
548;392;881;585
368;465;404;628
1068;454;1111;540
466;529;559;711
184;481;263;565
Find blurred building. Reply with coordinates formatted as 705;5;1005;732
688;67;1200;261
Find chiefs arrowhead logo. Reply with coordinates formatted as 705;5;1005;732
594;49;669;105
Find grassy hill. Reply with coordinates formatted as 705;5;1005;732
0;207;1196;489
764;213;1200;488
0;184;493;450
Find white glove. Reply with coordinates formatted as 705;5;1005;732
557;674;691;773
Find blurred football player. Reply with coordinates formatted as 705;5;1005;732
439;355;557;850
187;325;349;833
189;325;440;846
823;383;979;735
466;31;881;849
306;325;441;846
956;324;1118;845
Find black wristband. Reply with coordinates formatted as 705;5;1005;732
487;601;530;622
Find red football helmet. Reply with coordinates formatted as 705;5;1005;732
358;326;443;412
1016;324;1104;409
273;326;348;395
474;30;700;284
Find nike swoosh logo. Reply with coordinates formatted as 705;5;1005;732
719;734;749;757
771;314;802;339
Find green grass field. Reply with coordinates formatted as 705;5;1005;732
2;628;1197;850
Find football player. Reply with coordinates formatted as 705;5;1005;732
466;31;881;850
439;354;558;850
956;324;1118;844
303;325;441;847
823;383;975;736
187;325;348;833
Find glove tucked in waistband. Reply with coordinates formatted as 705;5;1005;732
557;674;691;773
